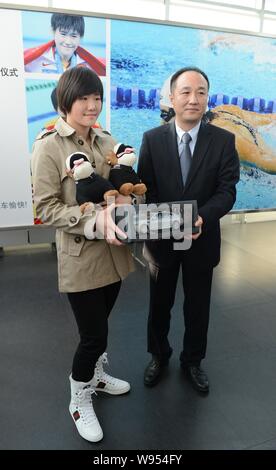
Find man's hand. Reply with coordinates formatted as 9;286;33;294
192;215;203;240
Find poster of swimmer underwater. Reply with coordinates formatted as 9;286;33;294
2;5;276;229
110;20;276;211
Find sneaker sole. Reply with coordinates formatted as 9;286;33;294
94;384;131;395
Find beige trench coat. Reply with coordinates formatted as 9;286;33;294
31;117;134;292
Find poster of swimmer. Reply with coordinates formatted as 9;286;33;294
110;20;276;211
21;11;107;151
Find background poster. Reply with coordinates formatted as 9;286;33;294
22;11;108;152
110;20;276;211
1;7;276;230
0;10;33;227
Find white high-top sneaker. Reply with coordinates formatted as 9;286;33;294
91;353;131;395
69;375;103;442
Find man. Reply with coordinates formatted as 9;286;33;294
24;14;106;76
138;67;240;393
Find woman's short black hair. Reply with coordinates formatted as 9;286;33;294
170;67;210;92
51;13;85;37
57;67;104;115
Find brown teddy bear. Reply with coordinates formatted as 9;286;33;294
106;143;147;197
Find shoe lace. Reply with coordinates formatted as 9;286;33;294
101;352;109;365
95;353;119;385
76;386;98;425
95;353;108;377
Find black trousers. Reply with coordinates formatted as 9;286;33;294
148;261;213;367
67;281;121;382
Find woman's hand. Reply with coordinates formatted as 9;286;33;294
66;168;74;178
79;202;93;214
115;194;132;205
95;203;127;246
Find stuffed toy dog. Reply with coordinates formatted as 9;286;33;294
66;152;118;209
106;143;147;197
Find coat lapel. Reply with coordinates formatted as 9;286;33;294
184;122;213;192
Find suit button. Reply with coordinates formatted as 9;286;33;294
70;216;77;223
78;139;84;145
74;236;82;244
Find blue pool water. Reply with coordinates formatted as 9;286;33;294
111;20;276;211
24;18;276;211
26;79;58;148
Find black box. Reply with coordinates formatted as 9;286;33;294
114;200;199;243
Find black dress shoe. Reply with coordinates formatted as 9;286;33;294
144;356;168;387
183;365;209;393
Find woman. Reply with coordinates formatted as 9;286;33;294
31;67;134;443
24;13;106;75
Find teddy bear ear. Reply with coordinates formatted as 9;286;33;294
66;152;88;170
66;155;73;170
73;158;85;167
114;143;124;155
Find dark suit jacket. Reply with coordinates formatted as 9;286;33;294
137;120;240;270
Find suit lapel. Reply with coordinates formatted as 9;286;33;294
184;122;212;192
162;121;183;192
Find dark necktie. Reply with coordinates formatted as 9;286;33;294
179;133;192;186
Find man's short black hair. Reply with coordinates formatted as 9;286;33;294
57;67;103;115
170;67;210;92
51;13;85;37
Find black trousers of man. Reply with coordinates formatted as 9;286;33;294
148;261;213;367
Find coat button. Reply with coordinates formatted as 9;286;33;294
74;236;82;244
70;216;77;223
78;139;84;145
92;162;96;168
